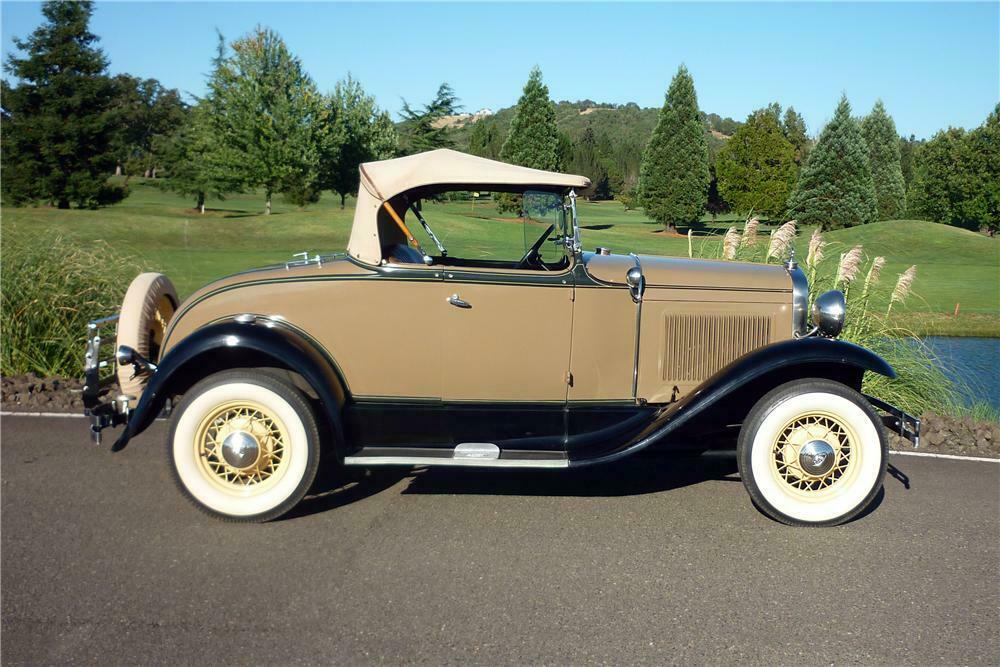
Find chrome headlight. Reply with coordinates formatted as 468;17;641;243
811;290;846;338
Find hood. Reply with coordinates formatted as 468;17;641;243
583;253;791;291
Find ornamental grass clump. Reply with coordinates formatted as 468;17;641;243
722;227;739;260
799;233;966;417
698;224;977;418
766;220;796;261
1;232;139;377
740;216;759;248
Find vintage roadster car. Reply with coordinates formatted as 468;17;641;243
84;149;919;525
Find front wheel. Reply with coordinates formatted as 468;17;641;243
169;370;321;522
737;378;887;526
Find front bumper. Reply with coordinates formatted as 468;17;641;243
865;394;921;448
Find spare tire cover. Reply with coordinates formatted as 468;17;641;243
116;273;178;398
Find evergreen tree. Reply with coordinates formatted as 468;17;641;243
860;100;907;219
468;117;504;159
715;106;798;216
1;0;124;208
786;95;878;229
898;134;921;192
318;75;399;208
204;27;321;215
910;105;999;233
500;66;560;170
638;65;710;232
496;67;561;213
110;74;186;177
967;105;1000;233
399;83;460;153
782;107;809;166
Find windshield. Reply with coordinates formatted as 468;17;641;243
398;190;569;267
522;190;567;265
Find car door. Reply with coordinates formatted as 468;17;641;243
324;265;451;449
440;266;574;451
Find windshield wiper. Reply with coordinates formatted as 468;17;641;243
407;201;447;257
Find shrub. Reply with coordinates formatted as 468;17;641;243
1;232;138;377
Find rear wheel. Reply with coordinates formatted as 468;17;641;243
737;378;887;526
169;370;321;522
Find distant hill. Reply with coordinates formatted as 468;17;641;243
437;100;737;192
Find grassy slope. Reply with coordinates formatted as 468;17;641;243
3;181;997;334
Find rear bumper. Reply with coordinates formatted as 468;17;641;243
865;394;921;448
83;314;128;445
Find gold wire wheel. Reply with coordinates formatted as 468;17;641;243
194;401;288;490
147;295;174;361
770;412;857;493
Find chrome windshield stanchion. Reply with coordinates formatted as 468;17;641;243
568;189;582;256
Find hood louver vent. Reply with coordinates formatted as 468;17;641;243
661;313;772;382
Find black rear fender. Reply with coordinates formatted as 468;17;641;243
111;320;347;453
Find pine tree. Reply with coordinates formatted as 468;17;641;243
716;106;798;217
495;67;561;213
204;27;321;215
468;117;504;160
638;65;710;232
501;67;560;170
399;83;460;153
1;0;124;208
860;100;907;220
786;96;878;229
782;107;809;166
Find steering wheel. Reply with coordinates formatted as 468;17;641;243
516;224;556;270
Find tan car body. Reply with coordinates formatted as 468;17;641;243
99;150;905;468
161;252;794;407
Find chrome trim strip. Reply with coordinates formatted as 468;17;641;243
343;455;569;469
627;254;644;400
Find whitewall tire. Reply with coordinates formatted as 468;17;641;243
737;379;887;526
169;370;320;522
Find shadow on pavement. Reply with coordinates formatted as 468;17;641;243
289;452;910;520
399;452;741;498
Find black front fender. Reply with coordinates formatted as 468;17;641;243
570;337;895;466
111;319;346;452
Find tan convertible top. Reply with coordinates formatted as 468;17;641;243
347;149;591;265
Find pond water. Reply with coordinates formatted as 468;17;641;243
922;336;1000;411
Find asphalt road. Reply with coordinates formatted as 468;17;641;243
2;416;998;666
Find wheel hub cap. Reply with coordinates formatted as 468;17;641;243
799;439;836;476
771;412;854;492
221;430;260;469
196;403;287;487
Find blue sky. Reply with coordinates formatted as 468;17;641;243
3;2;998;139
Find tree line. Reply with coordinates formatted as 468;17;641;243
2;1;996;234
633;66;997;233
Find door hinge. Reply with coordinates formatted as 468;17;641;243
565;371;574;387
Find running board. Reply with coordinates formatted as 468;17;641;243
344;444;568;469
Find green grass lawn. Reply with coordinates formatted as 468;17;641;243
4;180;998;335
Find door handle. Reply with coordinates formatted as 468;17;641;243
447;294;472;309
